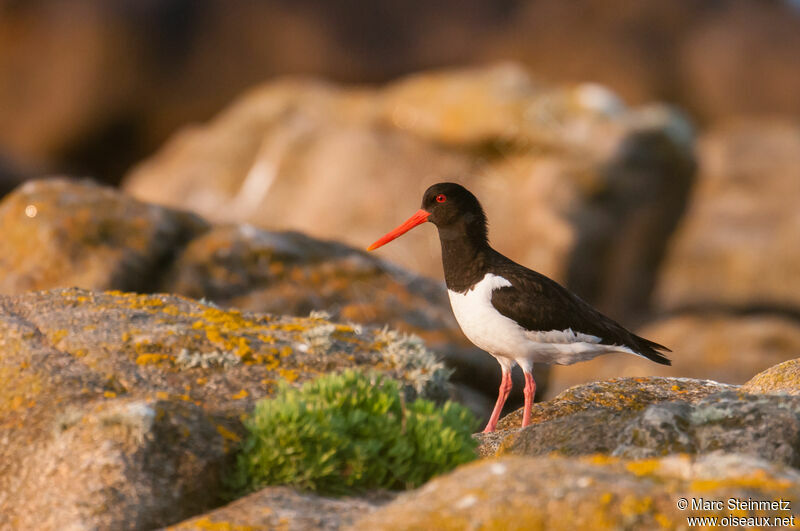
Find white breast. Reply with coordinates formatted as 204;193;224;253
447;273;638;368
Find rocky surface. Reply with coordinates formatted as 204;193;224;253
477;377;734;457
614;393;800;465
742;359;800;396
0;178;207;294
477;372;800;473
1;285;798;528
124;64;695;322
165;487;390;531
353;454;800;530
0;288;447;529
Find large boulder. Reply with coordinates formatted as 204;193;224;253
742;359;800;396
0;288;449;529
477;377;733;457
655;120;800;312
0;178;207;294
478;369;800;470
166;487;389;531
124;64;695;322
353;454;800;530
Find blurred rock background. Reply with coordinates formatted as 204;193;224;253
1;0;798;398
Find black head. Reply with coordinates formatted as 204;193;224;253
421;182;488;243
366;181;488;252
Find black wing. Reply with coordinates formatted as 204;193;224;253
489;256;671;365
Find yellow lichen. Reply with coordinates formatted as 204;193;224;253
690;471;792;492
136;354;171;365
625;459;661;477
587;454;620;466
653;513;672;529
620;495;653;517
216;424;241;442
278;368;299;382
166;516;258;531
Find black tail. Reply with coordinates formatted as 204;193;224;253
632;335;672;366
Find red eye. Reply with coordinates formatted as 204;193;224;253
436;194;447;203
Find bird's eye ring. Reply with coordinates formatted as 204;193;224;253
435;194;447;203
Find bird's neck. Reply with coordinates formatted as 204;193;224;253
437;222;492;293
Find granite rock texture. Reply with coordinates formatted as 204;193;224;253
0;288;447;529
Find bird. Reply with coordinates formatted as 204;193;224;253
367;182;671;433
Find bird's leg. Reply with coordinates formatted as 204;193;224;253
483;369;513;433
521;371;536;428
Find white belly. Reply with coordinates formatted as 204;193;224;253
447;273;636;368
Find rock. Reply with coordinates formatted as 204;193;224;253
547;313;800;395
477;376;733;457
160;223;548;414
499;376;732;429
2;398;227;531
162;225;461;347
124;64;695;322
481;375;800;469
655;120;800;312
615;393;800;466
742;359;800;396
0;178;207;294
165;487;390;531
0;288;449;529
353;454;800;530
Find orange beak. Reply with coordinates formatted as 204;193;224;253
367;209;431;251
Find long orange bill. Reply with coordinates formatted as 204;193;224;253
367;209;431;251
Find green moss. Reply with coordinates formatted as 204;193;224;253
229;370;478;496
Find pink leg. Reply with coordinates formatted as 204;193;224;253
483;369;513;433
521;371;536;428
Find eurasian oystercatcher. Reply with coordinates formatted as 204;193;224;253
367;182;671;433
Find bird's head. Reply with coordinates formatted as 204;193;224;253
367;182;487;251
